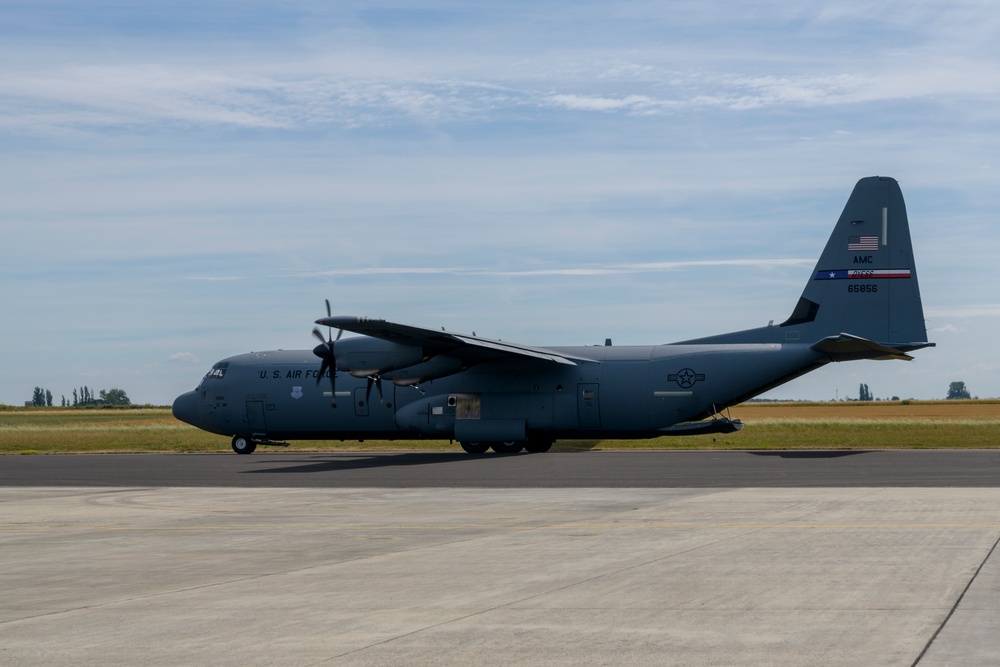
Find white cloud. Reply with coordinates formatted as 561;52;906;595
926;305;1000;318
930;324;966;334
286;259;814;279
546;94;657;113
168;352;200;364
3;42;997;133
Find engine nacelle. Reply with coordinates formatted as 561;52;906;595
384;356;465;385
334;338;425;377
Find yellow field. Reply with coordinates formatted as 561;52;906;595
732;400;1000;421
0;401;998;453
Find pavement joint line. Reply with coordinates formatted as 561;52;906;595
4;502;674;629
0;519;524;628
912;530;1000;666
5;522;999;531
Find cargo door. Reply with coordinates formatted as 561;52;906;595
246;401;268;435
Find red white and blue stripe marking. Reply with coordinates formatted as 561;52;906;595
815;269;912;280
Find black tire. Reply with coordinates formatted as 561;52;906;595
232;435;257;454
460;441;490;454
524;438;553;453
490;441;524;455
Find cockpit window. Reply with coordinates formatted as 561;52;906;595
205;362;229;380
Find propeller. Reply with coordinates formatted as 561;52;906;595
312;299;343;408
365;374;384;406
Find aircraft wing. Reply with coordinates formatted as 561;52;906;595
317;316;581;366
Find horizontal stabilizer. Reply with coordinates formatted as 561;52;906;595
812;333;917;361
658;417;744;436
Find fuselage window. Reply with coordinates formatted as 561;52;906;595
205;362;229;380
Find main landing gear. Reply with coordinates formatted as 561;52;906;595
459;439;554;455
231;435;257;455
230;435;289;454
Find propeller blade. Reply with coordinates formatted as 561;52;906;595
329;368;337;408
364;375;384;406
313;301;339;408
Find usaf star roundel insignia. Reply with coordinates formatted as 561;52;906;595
668;368;705;389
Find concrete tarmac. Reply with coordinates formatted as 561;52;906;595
2;483;999;666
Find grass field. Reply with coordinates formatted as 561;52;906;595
1;401;998;454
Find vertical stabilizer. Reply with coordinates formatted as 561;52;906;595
787;176;928;347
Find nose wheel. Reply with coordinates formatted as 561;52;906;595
231;435;257;454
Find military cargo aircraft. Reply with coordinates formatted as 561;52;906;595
173;176;933;454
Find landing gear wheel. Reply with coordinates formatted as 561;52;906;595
231;435;257;454
524;439;553;453
460;441;490;454
490;441;524;455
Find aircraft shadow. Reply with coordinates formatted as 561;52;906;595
747;450;869;459
242;449;869;476
244;452;502;475
244;442;603;475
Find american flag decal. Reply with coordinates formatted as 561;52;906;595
848;235;879;251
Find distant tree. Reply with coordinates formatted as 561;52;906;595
858;383;872;401
61;395;67;407
76;386;99;406
99;388;131;406
946;381;971;400
45;389;53;407
31;387;46;406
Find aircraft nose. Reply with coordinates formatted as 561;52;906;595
172;391;201;427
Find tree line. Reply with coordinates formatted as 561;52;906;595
851;381;973;401
30;386;131;407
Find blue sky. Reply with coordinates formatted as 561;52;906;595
2;1;999;406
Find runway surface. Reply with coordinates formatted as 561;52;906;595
3;451;999;666
2;449;1000;487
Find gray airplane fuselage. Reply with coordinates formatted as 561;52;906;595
174;340;820;442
